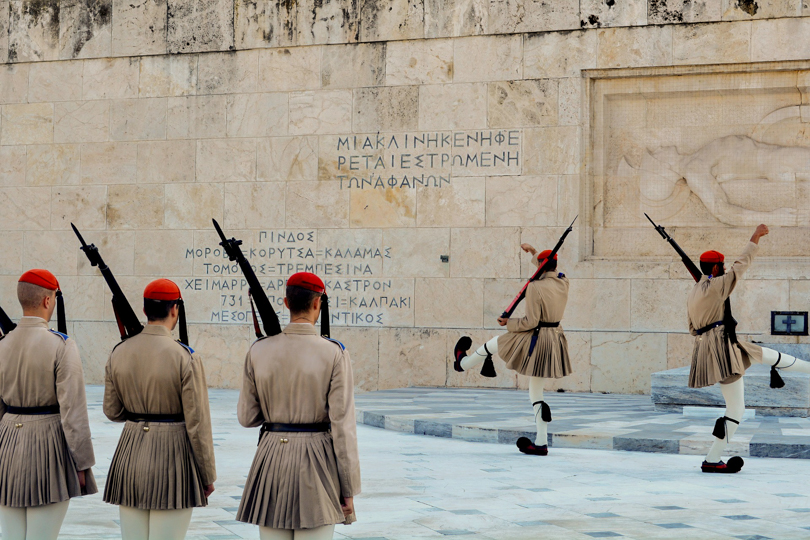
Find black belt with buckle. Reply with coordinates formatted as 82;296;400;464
125;412;185;423
528;321;561;356
696;321;724;335
5;404;60;415
258;422;331;445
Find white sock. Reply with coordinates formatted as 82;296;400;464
761;347;810;374
460;337;499;371
705;378;745;463
529;377;549;446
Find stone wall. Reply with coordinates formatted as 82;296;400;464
2;0;810;395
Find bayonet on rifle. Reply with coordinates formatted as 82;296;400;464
72;224;143;340
645;213;737;343
501;216;578;319
213;220;282;338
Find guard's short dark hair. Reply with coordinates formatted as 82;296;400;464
286;285;321;315
540;259;558;272
144;299;178;322
700;261;724;276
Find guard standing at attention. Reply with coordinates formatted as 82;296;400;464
237;272;361;540
0;269;97;540
103;279;216;539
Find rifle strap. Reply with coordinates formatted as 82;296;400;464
249;290;263;339
112;299;127;340
723;298;738;344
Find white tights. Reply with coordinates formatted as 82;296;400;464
0;501;69;540
705;378;745;463
460;337;550;447
460;337;499;371
259;524;336;540
529;377;549;446
704;347;810;463
119;506;194;540
759;347;810;373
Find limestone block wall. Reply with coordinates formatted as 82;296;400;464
2;0;810;395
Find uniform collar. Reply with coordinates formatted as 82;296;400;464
142;324;172;337
283;323;318;335
18;317;48;328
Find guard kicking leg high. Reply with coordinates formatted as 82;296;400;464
454;242;573;456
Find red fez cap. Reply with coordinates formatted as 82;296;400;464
287;272;325;294
700;250;725;263
537;250;558;262
19;269;59;291
144;279;182;301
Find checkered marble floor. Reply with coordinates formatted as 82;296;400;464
41;386;810;539
355;388;810;459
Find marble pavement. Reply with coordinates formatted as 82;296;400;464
50;386;810;539
355;387;810;459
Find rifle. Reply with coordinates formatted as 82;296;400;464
645;213;737;343
213;220;282;338
72;224;144;340
501;216;578;319
0;304;15;335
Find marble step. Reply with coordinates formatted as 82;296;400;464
651;343;810;417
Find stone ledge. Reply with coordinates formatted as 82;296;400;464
355;387;810;459
651;344;810;417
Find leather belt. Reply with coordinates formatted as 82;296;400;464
528;321;561;356
258;422;331;445
696;321;724;335
125;412;184;423
5;404;60;415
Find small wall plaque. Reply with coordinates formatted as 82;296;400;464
771;311;809;336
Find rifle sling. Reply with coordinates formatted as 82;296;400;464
249;290;263;338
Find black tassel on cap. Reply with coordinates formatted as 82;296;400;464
480;355;497;378
178;300;189;346
320;294;330;338
56;290;67;335
712;417;726;440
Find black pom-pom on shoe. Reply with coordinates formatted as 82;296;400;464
727;456;744;472
453;336;472;372
516;437;548;456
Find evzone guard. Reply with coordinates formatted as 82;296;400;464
236;272;361;539
648;219;810;473
0;270;97;540
103;279;217;538
453;237;573;457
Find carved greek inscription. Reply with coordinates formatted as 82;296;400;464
183;230;412;326
328;130;522;188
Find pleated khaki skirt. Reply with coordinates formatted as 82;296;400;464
238;430;354;530
0;413;98;508
688;327;761;388
498;327;572;378
104;421;206;510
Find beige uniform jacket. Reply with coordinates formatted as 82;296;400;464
103;325;217;485
238;323;361;498
687;241;762;388
0;317;95;470
498;260;572;378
